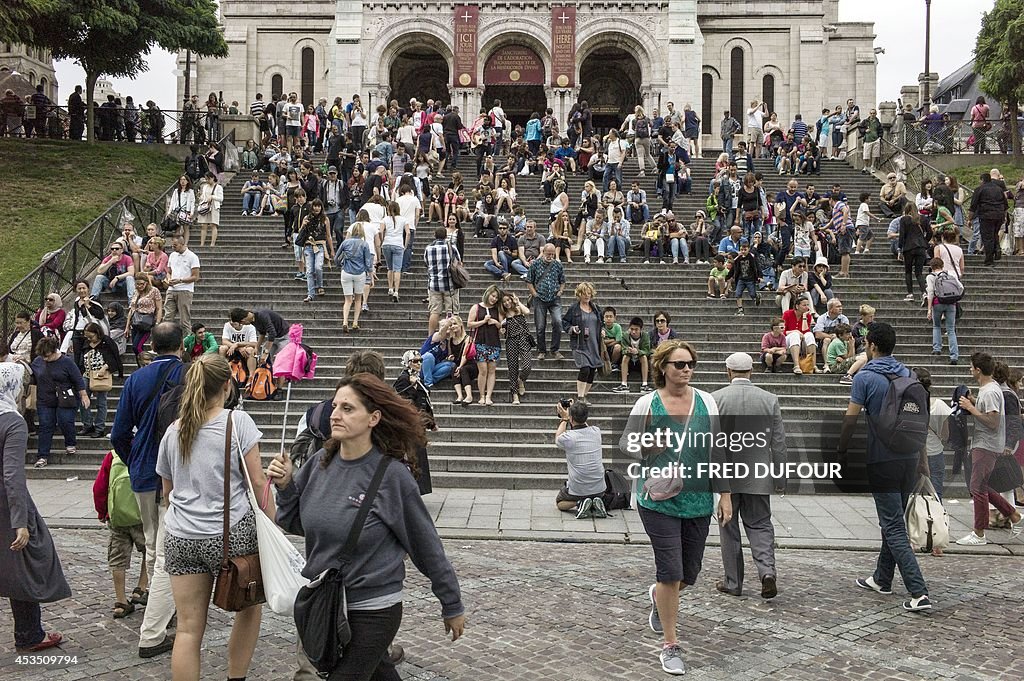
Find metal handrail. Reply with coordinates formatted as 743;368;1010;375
0;129;237;339
876;137;974;201
890;116;1019;155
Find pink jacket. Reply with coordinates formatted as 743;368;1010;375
273;324;317;380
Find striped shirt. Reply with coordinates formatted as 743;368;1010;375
790;119;808;142
250;100;265;117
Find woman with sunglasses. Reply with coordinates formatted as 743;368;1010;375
619;339;731;677
34;293;66;342
648;311;679;351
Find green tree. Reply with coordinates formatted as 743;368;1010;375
975;0;1024;160
1;0;227;142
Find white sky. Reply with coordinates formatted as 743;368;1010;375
53;0;991;113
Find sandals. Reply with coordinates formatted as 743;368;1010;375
342;324;349;333
113;601;135;619
351;324;360;331
131;587;149;606
317;287;325;296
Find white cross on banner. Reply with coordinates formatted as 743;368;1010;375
462;11;473;22
558;12;569;23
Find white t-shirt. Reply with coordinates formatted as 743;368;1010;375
381;216;409;248
167;249;201;292
156;410;263;540
747;107;765;131
926;398;952;457
286;102;303;126
396;194;420;229
936;243;964;277
606;139;626;165
363;202;386;223
361;223;381;264
222;322;257;344
490;106;506;128
856;202;871;227
973;382;1006;453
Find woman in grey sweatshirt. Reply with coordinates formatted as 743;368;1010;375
270;373;464;680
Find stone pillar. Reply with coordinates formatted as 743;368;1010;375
246;24;258;107
878;101;897;140
220;114;260;144
918;72;939;108
449;88;482;119
331;1;363;100
900;86;920;112
665;0;702;110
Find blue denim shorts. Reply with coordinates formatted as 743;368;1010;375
735;279;758;300
382;244;404;271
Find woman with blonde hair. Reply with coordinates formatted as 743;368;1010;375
468;285;502;406
338;221;375;331
156;353;274;681
562;282;604;402
550;211;574;263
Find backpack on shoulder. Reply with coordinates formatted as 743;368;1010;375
933;272;964;305
601;468;632;511
108;455;142;528
875;372;930;456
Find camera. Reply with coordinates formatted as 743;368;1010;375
558;398;572;409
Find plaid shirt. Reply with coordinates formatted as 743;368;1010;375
424;239;459;292
526;258;565;303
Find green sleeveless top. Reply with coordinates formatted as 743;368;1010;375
635;391;714;519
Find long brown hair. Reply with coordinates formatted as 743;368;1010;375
320;374;426;477
177;353;231;464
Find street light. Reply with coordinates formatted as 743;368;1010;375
923;0;932;108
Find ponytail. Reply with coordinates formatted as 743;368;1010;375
177;353;232;464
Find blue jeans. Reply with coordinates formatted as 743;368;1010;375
723;136;734;159
91;274;136;301
602;163;622;193
928;454;945;501
382;244;404;271
670;238;689;261
966;217;981;254
931;303;958;360
303;245;325;297
79;389;108;430
401;229;415;273
626;204;650;222
607;236;630;262
741;214;762;241
37;405;77;460
10;598;44;648
533;298;562;353
760;267;777;289
484;252;528;278
242;192;261;213
420;354;455;387
867;459;928;597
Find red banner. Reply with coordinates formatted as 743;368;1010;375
484;45;544;86
551;6;576;87
453;5;479;88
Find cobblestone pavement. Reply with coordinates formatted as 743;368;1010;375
2;531;1023;680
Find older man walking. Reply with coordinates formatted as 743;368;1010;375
712;352;787;599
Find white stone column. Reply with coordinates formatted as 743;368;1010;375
331;1;363;100
665;0;702;113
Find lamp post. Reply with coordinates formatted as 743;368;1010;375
923;0;932;108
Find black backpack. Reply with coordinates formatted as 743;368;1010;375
601;468;632;511
289;401;330;467
635;117;650;139
185;154;207;181
874;371;930;456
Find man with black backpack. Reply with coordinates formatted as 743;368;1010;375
110;322;184;658
184;144;208;186
837;322;932;612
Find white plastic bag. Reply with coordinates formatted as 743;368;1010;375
236;417;308;615
904;476;949;553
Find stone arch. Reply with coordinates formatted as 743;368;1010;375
371;18;454;89
477;27;551;86
755;64;784;117
576;26;657;86
290;37;325;101
719;36;753;76
261;64;291;98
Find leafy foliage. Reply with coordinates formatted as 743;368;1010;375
975;0;1024;157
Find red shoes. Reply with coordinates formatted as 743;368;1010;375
16;632;63;653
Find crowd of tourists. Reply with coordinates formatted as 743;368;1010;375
3;87;1024;679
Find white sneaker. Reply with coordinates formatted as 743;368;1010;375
241;210;248;216
955;531;988;546
597;257;605;263
584;256;591;264
672;257;679;264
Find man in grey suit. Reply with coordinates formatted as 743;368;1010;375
712;352;787;599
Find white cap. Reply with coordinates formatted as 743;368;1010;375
725;352;753;372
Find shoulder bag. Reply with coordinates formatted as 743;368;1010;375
86;368;113;393
293;456;392;675
446;244;470;289
212;411;266;612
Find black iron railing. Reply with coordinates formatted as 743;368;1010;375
876;137;974;201
890;117;1020;155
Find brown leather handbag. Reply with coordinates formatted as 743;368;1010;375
212;411;265;612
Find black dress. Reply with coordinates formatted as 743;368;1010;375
393;370;433;495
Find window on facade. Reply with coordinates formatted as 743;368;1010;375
762;75;775;116
301;47;314;106
271;74;283;99
730;47;744;121
701;73;713;135
28;72;35;85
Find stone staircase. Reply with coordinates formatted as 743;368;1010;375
25;152;1024;497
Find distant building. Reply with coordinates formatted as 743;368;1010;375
0;42;58;101
92;78;122;105
932;59;1001;122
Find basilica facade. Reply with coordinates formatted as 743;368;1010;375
181;0;876;135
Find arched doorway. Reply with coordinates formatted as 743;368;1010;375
578;46;641;132
301;47;314;106
389;47;449;109
482;45;547;129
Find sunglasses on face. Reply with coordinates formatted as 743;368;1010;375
668;360;696;370
655;318;667;323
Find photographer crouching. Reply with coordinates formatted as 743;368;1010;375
554;398;608;519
